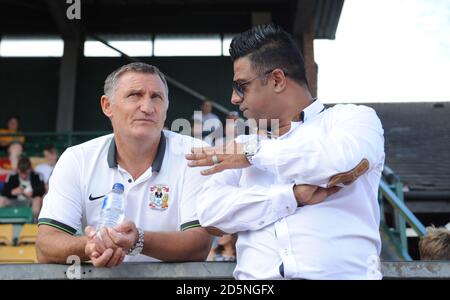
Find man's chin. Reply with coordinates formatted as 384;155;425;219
243;111;260;122
243;110;252;119
132;126;161;139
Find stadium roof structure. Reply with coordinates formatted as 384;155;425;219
365;102;450;195
0;0;345;132
0;0;344;39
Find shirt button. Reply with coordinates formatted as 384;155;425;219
286;206;291;212
258;221;264;226
128;179;132;183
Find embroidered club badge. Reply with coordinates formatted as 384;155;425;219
149;185;169;210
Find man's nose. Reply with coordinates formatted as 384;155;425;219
230;89;242;105
140;97;155;114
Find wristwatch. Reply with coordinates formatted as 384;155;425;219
127;228;144;256
244;137;261;165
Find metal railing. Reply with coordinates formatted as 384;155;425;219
0;131;110;156
378;166;427;260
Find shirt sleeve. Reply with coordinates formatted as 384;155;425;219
38;148;83;235
178;162;208;231
178;138;212;231
251;104;385;187
197;168;298;234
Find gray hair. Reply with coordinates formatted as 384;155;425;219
104;62;169;102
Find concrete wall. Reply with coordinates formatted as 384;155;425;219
0;261;449;280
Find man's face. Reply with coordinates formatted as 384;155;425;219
102;72;168;140
8;143;23;157
19;168;31;180
231;57;275;122
7;118;18;131
201;101;212;114
44;150;58;165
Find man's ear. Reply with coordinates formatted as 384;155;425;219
271;68;287;93
101;95;113;118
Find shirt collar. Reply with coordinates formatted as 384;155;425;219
277;99;325;139
107;131;166;172
301;98;325;123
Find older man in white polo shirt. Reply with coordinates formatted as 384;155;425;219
187;25;385;279
36;62;211;267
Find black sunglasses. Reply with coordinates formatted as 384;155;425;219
232;68;286;98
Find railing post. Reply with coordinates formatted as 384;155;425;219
393;181;409;259
379;189;385;223
379;169;421;261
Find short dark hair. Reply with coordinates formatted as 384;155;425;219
201;100;211;107
6;115;20;125
43;144;57;153
229;24;308;87
18;156;32;173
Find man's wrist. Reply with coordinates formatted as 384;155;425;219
244;136;261;165
293;186;306;207
127;228;144;256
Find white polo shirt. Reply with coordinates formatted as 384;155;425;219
39;130;207;262
197;100;385;279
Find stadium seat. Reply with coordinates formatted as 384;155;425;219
29;156;45;169
0;207;33;224
17;224;38;245
0;224;14;246
0;245;37;264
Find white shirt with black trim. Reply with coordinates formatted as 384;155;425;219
39;130;208;262
197;100;385;279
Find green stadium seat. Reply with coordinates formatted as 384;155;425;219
0;207;33;224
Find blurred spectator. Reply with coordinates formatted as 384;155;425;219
0;141;23;174
0;116;26;148
419;225;450;260
215;111;241;147
207;234;237;262
35;144;59;185
199;100;220;123
226;111;239;121
0;156;45;221
192;100;223;145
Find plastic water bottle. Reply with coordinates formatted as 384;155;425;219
96;183;125;233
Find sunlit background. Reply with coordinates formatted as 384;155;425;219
0;0;448;103
315;0;450;103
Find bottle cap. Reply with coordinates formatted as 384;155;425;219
112;183;125;192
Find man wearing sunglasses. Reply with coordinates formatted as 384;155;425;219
187;24;385;279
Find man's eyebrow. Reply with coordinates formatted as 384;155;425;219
233;74;250;82
126;88;143;94
151;90;163;95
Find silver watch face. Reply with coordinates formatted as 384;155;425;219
245;139;259;155
127;228;144;256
